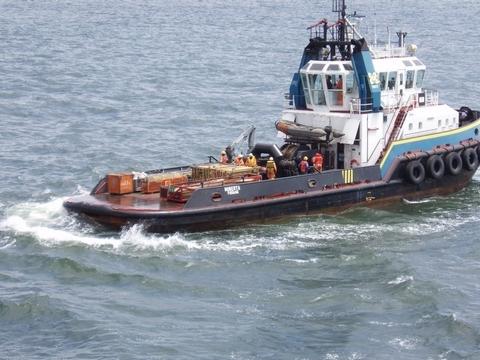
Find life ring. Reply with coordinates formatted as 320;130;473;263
426;155;444;179
350;159;360;168
444;152;462;175
462;147;479;171
405;160;425;184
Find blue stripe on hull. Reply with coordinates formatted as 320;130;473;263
380;119;480;177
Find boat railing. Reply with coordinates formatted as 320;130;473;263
381;93;402;113
423;88;439;106
370;45;407;59
350;98;373;114
284;93;306;109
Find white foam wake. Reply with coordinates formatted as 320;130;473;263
0;196;198;253
402;198;434;204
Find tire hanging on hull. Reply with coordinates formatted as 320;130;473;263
406;160;426;184
426;155;445;180
462;147;479;171
445;152;463;175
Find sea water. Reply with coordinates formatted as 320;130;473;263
1;0;480;358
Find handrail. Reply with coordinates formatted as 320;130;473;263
368;136;386;163
350;98;374;114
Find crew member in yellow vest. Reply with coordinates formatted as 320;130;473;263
266;157;277;179
245;153;257;167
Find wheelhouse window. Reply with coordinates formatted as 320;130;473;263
345;72;356;93
379;72;387;90
308;74;326;105
387;72;397;90
300;73;311;106
325;74;344;106
406;70;415;89
416;70;425;88
327;64;340;71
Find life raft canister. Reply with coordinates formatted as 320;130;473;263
445;152;462;175
462;147;479;171
406;160;425;184
426;155;445;179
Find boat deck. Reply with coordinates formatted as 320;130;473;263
92;193;184;212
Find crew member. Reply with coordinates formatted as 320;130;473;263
220;150;229;164
245;153;257;167
336;76;343;105
234;154;245;166
265;157;277;179
312;152;324;173
299;156;309;174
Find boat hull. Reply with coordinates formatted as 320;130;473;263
64;169;476;233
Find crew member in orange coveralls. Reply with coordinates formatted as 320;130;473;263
336;76;343;105
312;152;324;173
234;154;245;166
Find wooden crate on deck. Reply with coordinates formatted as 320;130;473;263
191;164;258;181
107;172;134;194
142;172;189;194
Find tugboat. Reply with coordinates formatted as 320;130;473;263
64;0;480;233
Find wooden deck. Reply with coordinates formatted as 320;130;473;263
93;193;184;212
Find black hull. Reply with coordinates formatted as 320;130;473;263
64;170;476;233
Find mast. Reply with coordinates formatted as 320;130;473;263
332;0;347;42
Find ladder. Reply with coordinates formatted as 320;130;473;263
376;104;412;164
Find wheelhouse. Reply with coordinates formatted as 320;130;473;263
299;61;357;112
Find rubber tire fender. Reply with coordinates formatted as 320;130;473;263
462;147;479;171
426;155;445;179
405;160;426;185
444;152;462;175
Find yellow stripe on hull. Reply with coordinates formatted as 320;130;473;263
342;169;354;184
380;118;480;168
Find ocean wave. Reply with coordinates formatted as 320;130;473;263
402;198;434;204
0;196;199;254
0;294;70;323
388;336;419;350
387;275;414;285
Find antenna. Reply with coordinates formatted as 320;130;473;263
396;31;407;48
387;26;391;49
373;2;377;47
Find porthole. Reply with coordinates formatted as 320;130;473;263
475;128;479;136
211;193;222;202
308;179;317;188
